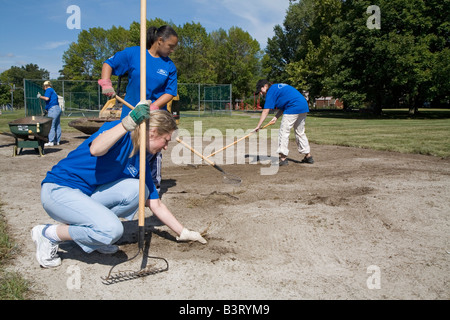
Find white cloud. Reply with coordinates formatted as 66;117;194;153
0;53;15;58
37;41;71;50
216;0;290;48
163;0;290;48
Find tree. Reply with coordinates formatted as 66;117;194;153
211;27;262;101
263;0;341;105
264;0;315;83
264;24;295;82
284;0;341;104
171;22;215;83
128;18;171;46
265;0;449;113
324;0;450;113
0;63;49;108
59;20;262;100
61;26;130;80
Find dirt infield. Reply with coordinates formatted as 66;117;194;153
0;132;449;300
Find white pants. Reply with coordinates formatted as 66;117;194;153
277;113;310;157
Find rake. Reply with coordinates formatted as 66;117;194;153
176;137;242;186
101;230;169;285
101;0;169;284
205;122;273;159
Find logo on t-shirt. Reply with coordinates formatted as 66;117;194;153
157;69;168;77
126;164;138;177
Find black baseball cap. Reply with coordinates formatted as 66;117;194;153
255;79;270;94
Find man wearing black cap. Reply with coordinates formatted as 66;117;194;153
254;79;313;166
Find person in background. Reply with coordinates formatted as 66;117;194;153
31;105;206;268
254;79;314;166
98;25;178;194
37;80;61;146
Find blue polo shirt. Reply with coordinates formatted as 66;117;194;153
264;84;309;114
42;120;159;200
44;87;59;110
104;46;177;119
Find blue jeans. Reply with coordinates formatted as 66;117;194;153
41;179;149;253
47;105;61;144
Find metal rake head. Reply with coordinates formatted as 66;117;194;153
223;173;242;185
212;164;242;186
101;249;169;285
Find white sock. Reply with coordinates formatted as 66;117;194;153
44;224;61;243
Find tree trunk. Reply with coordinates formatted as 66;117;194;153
409;95;422;116
408;105;417;116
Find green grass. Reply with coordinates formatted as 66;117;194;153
177;109;450;158
0;109;80;134
0;201;30;300
305;109;450;157
1;108;449;157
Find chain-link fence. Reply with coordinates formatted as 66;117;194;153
24;79;232;117
178;83;232;116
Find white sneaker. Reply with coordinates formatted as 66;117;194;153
96;245;119;254
31;225;61;268
44;142;54;147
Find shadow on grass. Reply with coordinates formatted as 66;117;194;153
309;108;450;120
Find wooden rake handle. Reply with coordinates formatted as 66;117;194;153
138;0;147;232
205;122;273;159
114;94;135;110
176;137;217;167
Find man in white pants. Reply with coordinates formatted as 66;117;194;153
254;79;314;166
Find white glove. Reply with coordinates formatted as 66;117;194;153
176;228;207;244
37;93;41;98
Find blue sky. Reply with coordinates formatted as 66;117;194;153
0;0;290;79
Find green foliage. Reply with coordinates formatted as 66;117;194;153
128;18;173;46
61;26;130;80
58;20;263;103
211;27;262;100
0;202;30;300
172;22;215;83
265;0;450;113
5;2;447;113
0;64;49;108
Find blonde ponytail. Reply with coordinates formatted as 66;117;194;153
129;110;178;157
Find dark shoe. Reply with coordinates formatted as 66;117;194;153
279;159;289;166
301;156;314;164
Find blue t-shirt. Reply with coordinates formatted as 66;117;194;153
264;84;309;115
42;120;159;200
104;46;178;119
44;87;59;110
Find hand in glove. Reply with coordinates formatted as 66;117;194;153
37;92;41;98
121;100;150;131
176;228;207;244
98;79;116;97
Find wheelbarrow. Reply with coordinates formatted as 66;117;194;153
69;75;124;136
68;116;118;135
8;116;53;156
